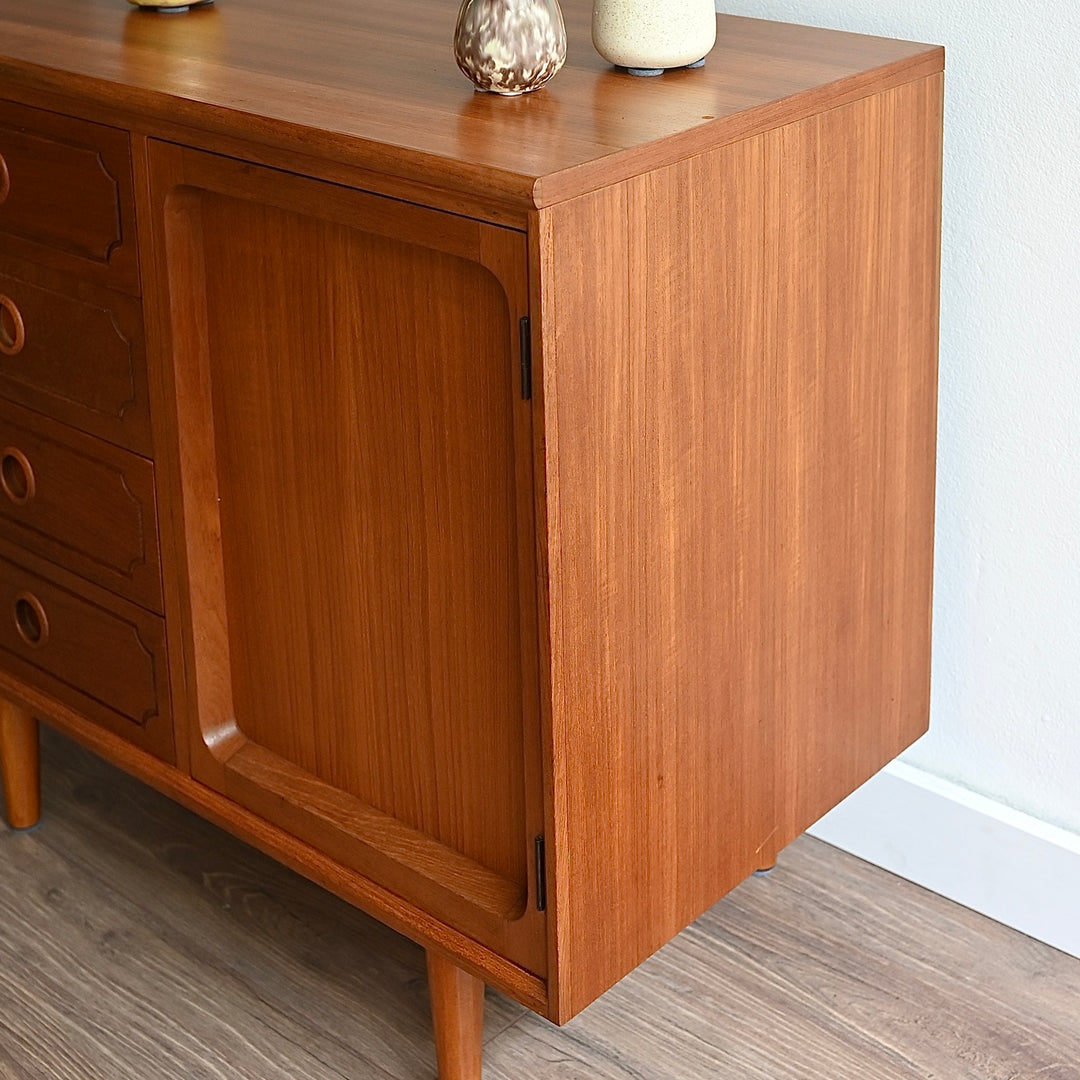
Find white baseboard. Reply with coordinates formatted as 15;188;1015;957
806;761;1080;960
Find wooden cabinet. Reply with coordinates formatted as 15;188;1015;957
0;2;943;1077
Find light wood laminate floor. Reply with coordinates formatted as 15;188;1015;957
2;729;1079;1079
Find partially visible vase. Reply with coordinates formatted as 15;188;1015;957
126;0;214;11
454;0;567;96
592;0;716;75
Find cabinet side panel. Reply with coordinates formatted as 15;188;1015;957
767;74;942;844
540;136;773;1021
542;73;942;1021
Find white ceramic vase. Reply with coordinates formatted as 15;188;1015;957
592;0;716;75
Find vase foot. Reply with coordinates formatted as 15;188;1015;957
623;58;706;76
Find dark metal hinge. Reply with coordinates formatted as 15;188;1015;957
519;315;532;401
534;834;547;911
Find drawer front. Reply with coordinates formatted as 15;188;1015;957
0;556;173;762
0;100;138;292
0;259;152;454
0;400;161;611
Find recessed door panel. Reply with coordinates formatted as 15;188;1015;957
149;144;545;972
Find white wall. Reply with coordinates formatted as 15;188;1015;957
713;0;1080;837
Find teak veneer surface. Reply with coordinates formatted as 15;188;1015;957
537;73;941;1019
0;398;162;611
0;0;941;208
0;697;36;829
0;98;139;291
0;255;153;456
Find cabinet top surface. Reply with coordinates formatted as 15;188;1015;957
0;0;941;207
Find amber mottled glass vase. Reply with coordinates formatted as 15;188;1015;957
454;0;567;96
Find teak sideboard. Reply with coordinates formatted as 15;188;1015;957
0;1;943;1076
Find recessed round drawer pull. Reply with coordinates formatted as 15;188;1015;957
0;447;35;505
0;151;9;204
0;294;25;356
13;591;49;648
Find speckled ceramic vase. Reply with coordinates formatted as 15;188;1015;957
592;0;716;75
454;0;567;96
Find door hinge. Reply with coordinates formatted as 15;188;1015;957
519;315;532;401
534;834;547;911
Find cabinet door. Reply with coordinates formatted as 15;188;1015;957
146;144;545;973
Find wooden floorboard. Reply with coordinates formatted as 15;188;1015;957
2;729;1079;1079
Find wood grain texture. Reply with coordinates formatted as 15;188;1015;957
0;255;152;454
0;695;37;828
427;950;484;1080
203;198;528;877
537;132;773;1010
0;556;172;761
538;74;942;1020
0;398;161;611
537;135;772;1019
0;98;138;293
145;142;546;973
767;72;943;846
224;742;528;924
5;730;1080;1080
0;0;942;210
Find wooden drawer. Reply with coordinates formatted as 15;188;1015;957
0;257;152;454
0;399;161;611
0;100;138;293
0;555;173;762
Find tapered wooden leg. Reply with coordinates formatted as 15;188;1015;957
0;698;40;830
426;950;484;1080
